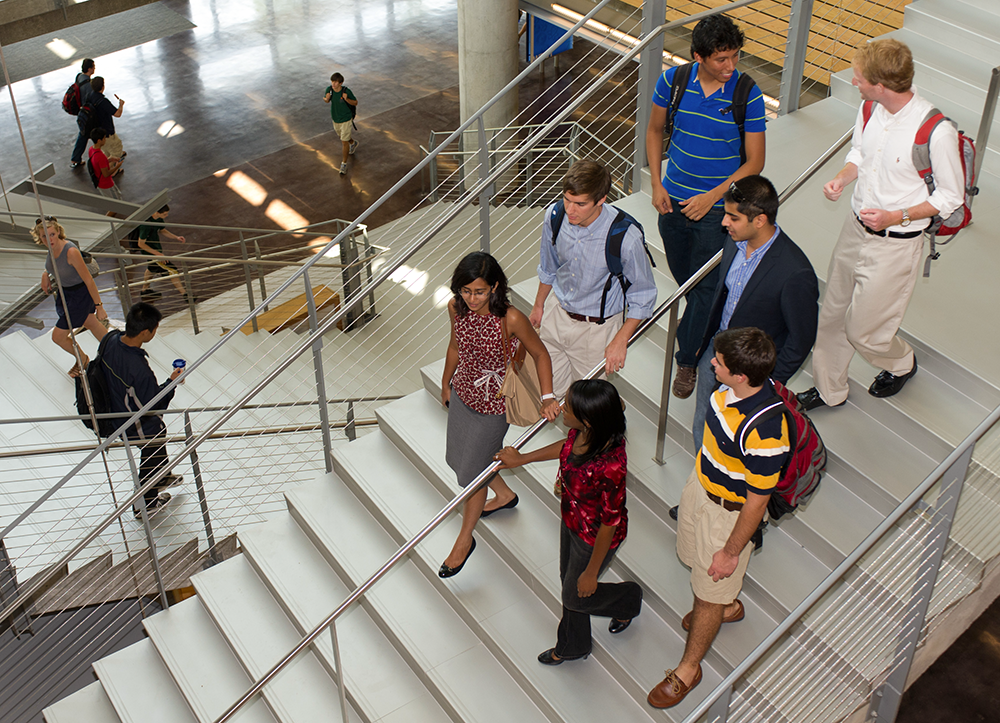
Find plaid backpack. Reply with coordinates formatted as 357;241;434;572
737;379;827;520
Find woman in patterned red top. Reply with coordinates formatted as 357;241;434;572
439;253;560;578
496;379;643;664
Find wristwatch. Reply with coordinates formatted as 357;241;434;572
900;208;911;227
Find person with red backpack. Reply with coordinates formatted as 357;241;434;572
68;58;96;169
797;39;965;412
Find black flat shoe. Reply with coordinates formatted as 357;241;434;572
537;648;588;665
439;538;476;578
480;494;519;518
869;357;918;398
609;618;632;634
668;505;678;521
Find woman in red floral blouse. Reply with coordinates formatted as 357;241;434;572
496;379;643;664
439;252;560;578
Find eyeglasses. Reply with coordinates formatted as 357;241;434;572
728;182;745;204
459;287;491;299
35;215;57;225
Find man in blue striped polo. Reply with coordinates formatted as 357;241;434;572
645;14;767;400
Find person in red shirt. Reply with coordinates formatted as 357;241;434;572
497;379;643;664
88;128;124;199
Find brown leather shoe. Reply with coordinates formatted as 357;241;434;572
647;665;702;708
681;598;744;632
672;365;697;399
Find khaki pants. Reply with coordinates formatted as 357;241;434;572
538;293;622;399
811;215;921;405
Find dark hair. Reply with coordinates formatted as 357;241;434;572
562;160;611;204
566;379;626;466
90;76;105;93
82;58;95;74
690;14;745;59
125;302;163;337
90;127;108;142
713;327;776;387
450;252;510;318
330;72;344;84
157;204;170;214
723;175;778;225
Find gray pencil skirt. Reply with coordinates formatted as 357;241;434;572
445;390;509;488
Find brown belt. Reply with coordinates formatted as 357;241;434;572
566;311;606;325
707;491;743;512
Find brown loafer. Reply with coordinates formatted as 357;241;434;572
672;365;697;399
681;598;744;632
647;664;702;708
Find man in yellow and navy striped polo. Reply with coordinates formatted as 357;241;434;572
648;327;789;709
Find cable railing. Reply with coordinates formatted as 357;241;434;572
0;0;876;718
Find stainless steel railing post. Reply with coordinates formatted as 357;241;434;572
183;264;199;334
477;116;491;253
254;240;268;312
240;232;258;332
184;411;217;564
654;304;679;464
632;0;667;193
973;66;999;196
121;435;170;610
304;271;334;473
778;0;815;115
330;620;351;723
866;443;974;723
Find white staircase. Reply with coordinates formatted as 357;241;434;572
34;1;1000;721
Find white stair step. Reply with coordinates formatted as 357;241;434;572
93;640;198;723
239;513;454;723
331;430;665;722
905;0;1000;60
193;554;353;723
142;597;277;723
284;473;556;723
43;681;120;723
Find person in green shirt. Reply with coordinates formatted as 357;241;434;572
324;72;359;175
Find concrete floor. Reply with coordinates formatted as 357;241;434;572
1;1;997;721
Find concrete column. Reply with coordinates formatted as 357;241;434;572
457;0;519;129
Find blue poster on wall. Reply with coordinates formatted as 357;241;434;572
526;15;573;62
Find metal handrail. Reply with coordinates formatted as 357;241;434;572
0;0;624;630
212;243;712;723
679;401;1000;723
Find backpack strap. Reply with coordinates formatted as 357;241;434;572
861;100;875;131
912;108;945;192
600;209;654;322
549;201;566;245
729;72;757;165
664;63;694;153
735;380;796;475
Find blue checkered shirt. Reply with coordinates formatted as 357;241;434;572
720;226;780;330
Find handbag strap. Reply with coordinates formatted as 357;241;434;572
500;314;512;369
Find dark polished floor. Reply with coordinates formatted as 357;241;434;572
2;2;998;720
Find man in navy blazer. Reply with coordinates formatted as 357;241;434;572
690;175;819;451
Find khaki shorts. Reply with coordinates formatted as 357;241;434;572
333;120;353;141
676;469;753;605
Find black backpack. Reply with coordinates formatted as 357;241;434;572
77;103;97;139
75;334;119;437
549;203;655;322
664;64;757;164
85;156;101;188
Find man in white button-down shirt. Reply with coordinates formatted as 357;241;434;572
797;39;964;412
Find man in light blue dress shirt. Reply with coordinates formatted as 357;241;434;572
529;160;657;398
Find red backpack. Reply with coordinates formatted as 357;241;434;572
63;81;83;115
737;379;827;520
862;100;978;277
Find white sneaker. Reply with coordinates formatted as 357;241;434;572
158;474;184;489
340;162;348;175
349;139;359;155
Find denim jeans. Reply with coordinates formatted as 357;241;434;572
71;131;89;164
555;523;643;658
691;340;721;453
657;208;727;367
